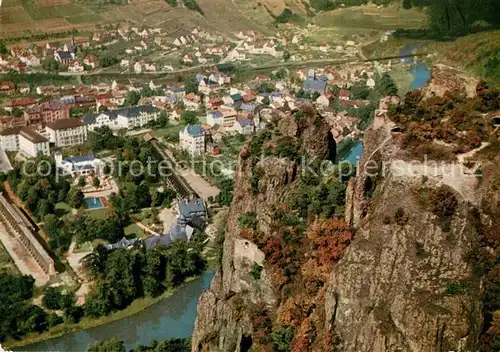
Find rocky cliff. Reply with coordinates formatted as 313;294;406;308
193;105;484;351
326;112;483;352
192;105;333;351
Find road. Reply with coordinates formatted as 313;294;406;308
78;52;429;81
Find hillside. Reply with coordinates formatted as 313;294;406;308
192;73;500;351
424;30;500;89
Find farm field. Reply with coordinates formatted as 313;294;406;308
314;3;427;31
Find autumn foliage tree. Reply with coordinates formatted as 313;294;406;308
307;219;353;269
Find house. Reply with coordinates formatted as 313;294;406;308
319;43;330;53
24;101;70;127
233;119;254;134
183;93;201;111
0;127;22;152
179;125;205;155
166;87;185;98
316;92;333;109
92;82;111;93
0;81;15;95
11;61;27;73
20;55;40;67
206;111;223;127
55;152;104;176
19;127;49;157
206;97;222;110
54;51;75;65
303;79;327;94
83;55;98;69
83;106;159;131
120;58;131;68
338;89;351;101
92;32;101;42
366;78;376;89
206;142;221;155
46;119;88;147
18;83;30;95
9;97;37;111
36;85;58;96
68;61;84;73
144;62;156;72
183;54;194;64
83;112;119;131
134;61;143;73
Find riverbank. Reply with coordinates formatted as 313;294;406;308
5;275;201;349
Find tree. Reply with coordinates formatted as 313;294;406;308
0;40;7;55
156;111;169;127
99;56;119;68
283;51;291;61
88;338;125;352
93;176;101;189
180;111;198;125
42;287;63;310
184;77;198;94
78;175;86;188
376;72;398;97
41;59;60;73
125;91;141;106
68;187;85;208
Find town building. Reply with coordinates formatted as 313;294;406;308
19;127;50;157
0;127;22;152
24;101;70;127
46;119;88;147
55;152;104;176
83;106;159;131
179;125;205;155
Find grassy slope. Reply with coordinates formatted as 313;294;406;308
422;30;500;88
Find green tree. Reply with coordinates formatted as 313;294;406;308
125;91;141;106
42;287;63;310
0;40;8;55
68;187;85;208
283;50;291;61
180;111;198;125
184;77;198;94
88;337;125;352
93;176;101;189
78;176;86;188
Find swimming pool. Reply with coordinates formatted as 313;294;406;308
85;197;104;209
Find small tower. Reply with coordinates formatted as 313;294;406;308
54;151;63;167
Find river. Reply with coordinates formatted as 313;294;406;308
339;44;431;166
19;271;214;352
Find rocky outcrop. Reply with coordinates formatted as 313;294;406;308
192;106;332;352
193;106;483;352
326;113;482;352
423;64;479;99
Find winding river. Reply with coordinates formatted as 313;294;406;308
19;271;214;352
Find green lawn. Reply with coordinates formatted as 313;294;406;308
124;223;145;238
66;13;101;24
86;207;112;220
155;124;185;138
55;202;73;217
73;241;92;254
